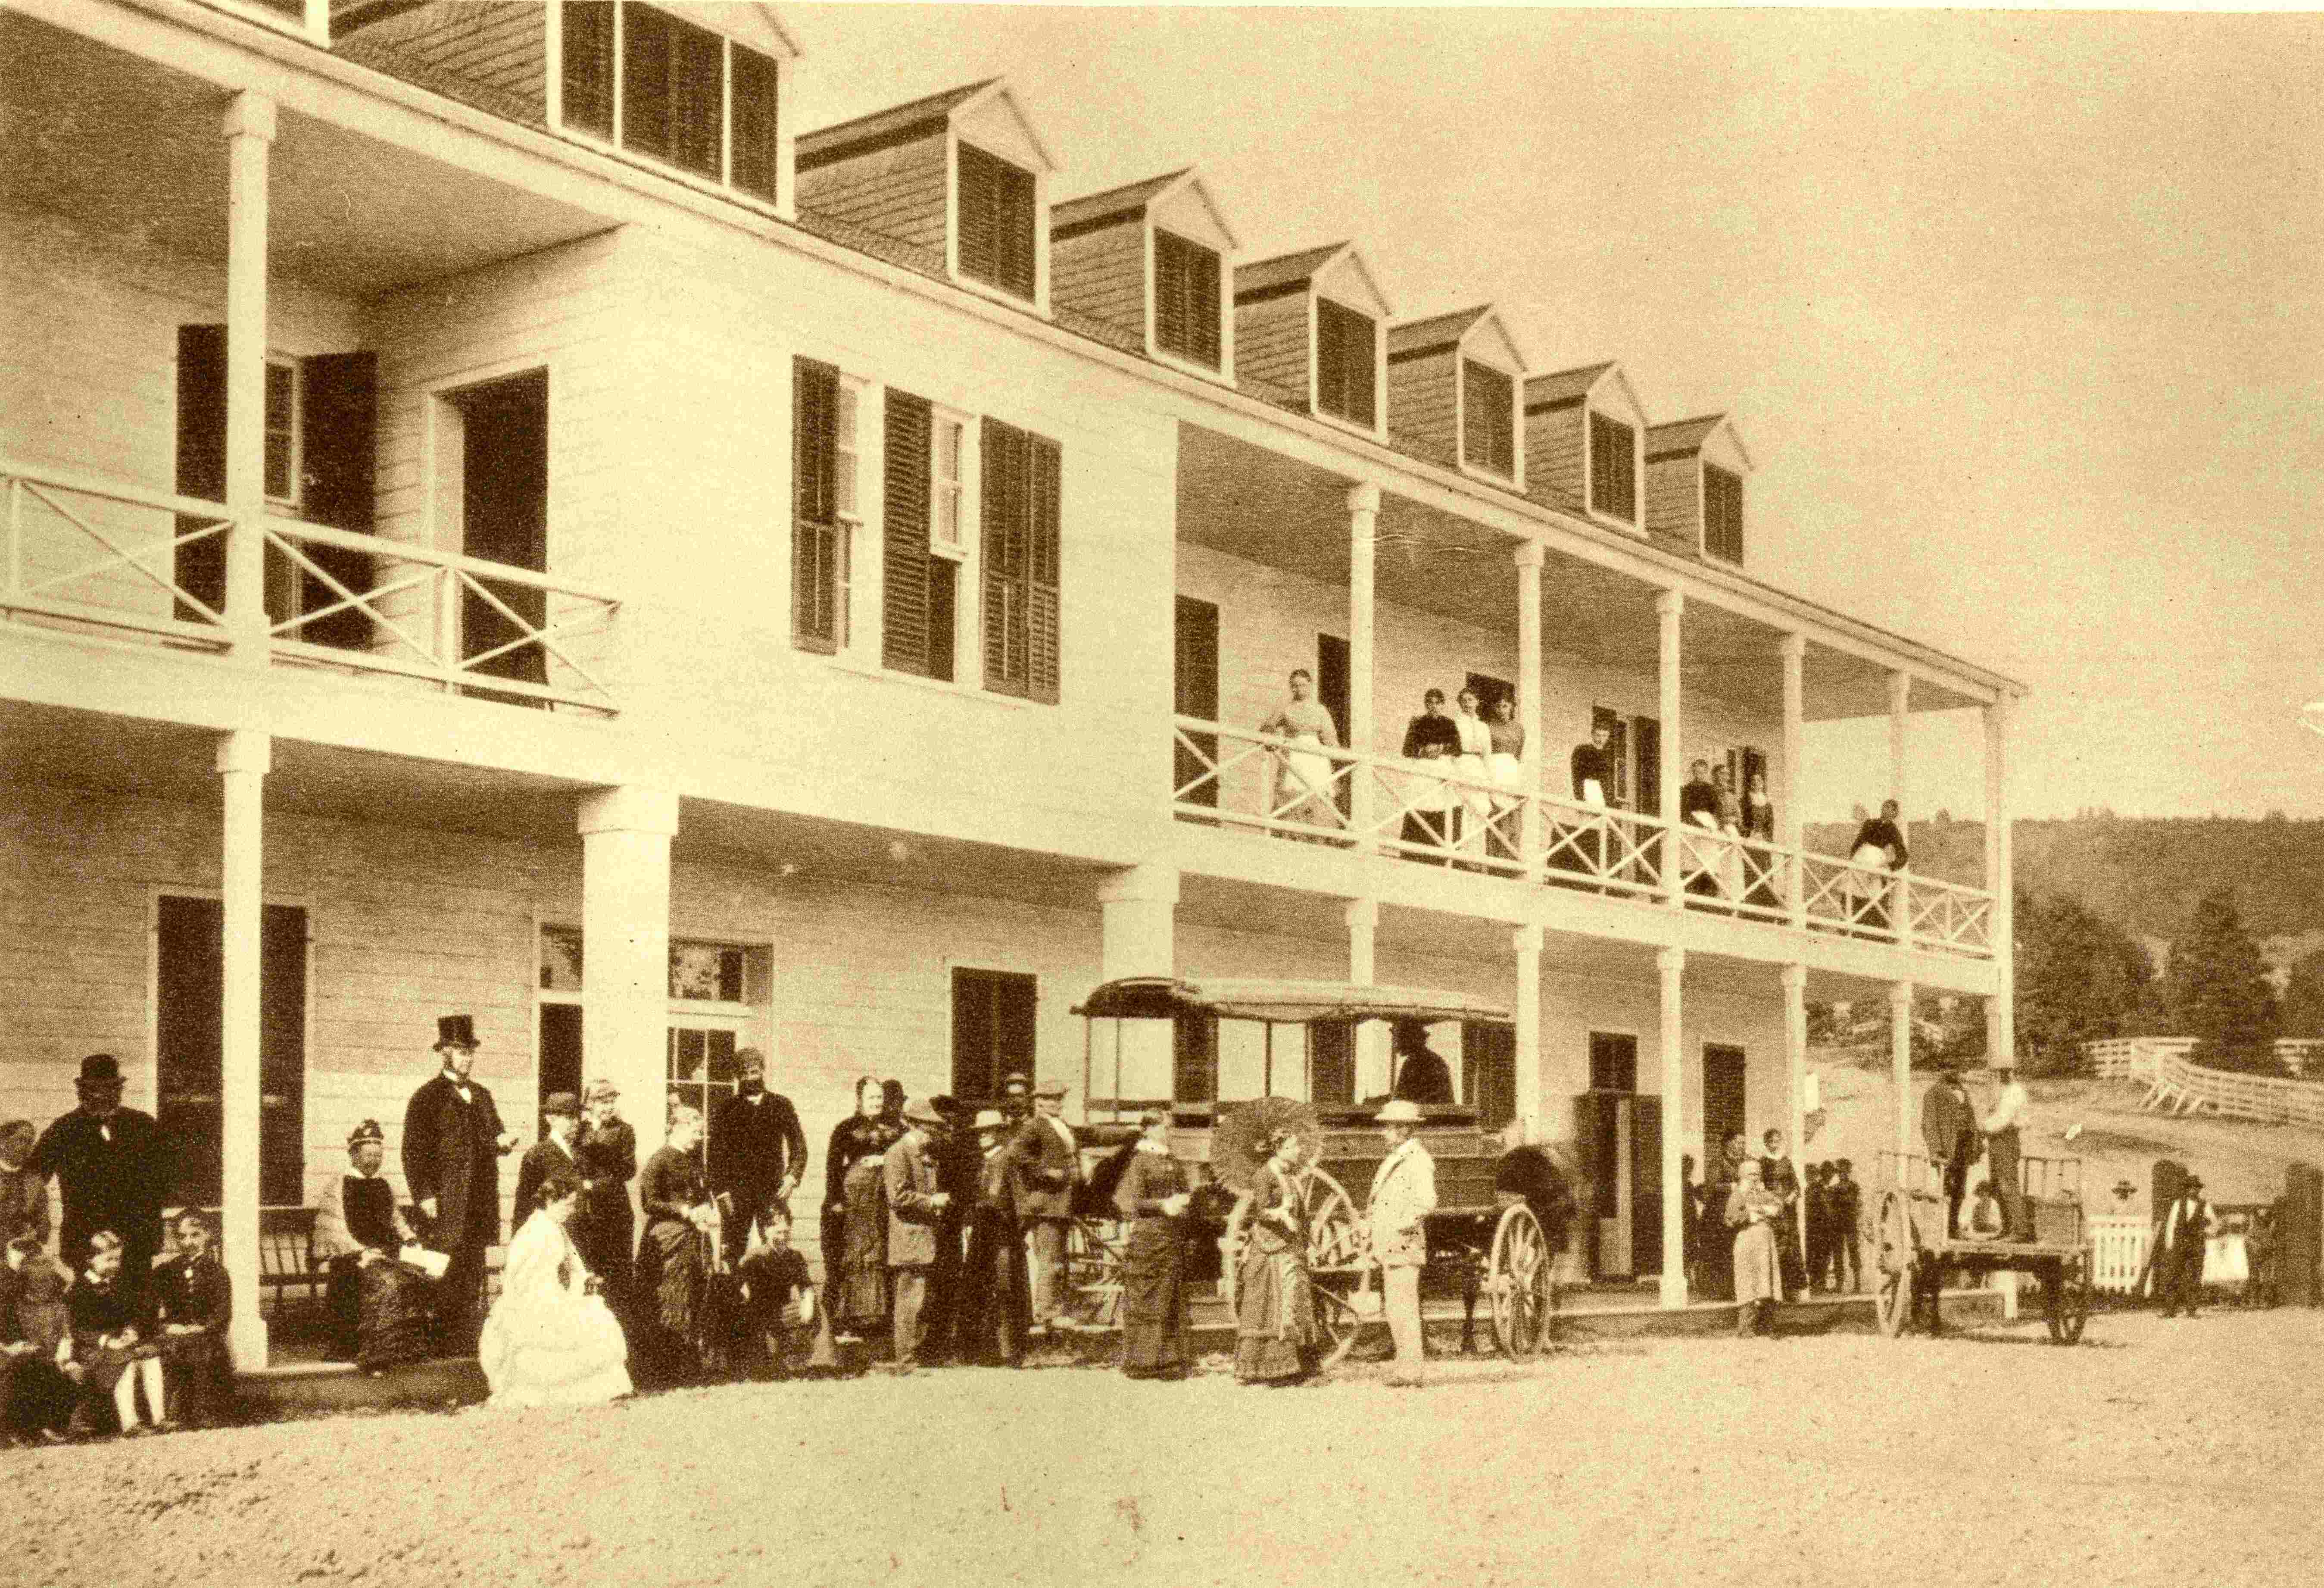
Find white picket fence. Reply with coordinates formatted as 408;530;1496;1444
2088;1213;2149;1294
2084;1037;2324;1129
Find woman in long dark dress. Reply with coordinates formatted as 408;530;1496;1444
1115;1110;1195;1380
820;1078;891;1316
633;1107;716;1387
314;1120;434;1372
1235;1130;1321;1385
573;1081;638;1318
828;1079;905;1341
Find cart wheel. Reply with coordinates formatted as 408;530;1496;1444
1062;1217;1125;1332
1873;1190;1918;1338
2045;1250;2091;1345
1487;1203;1551;1359
1221;1168;1371;1367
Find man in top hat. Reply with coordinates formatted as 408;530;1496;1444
1011;1080;1082;1335
1369;1099;1438;1387
882;1102;951;1372
30;1054;172;1304
708;1049;809;1264
512;1092;583;1226
1979;1055;2032;1241
401;1015;515;1350
2155;1172;2216;1319
1920;1065;1981;1239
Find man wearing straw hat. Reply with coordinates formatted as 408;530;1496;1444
1369;1099;1437;1387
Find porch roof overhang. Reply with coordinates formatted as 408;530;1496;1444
1076;977;1510;1026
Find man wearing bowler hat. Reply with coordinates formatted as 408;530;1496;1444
1369;1099;1438;1386
1011;1079;1082;1335
401;1015;515;1351
31;1054;173;1304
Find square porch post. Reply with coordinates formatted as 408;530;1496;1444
1657;946;1687;1309
1780;633;1806;927
216;729;271;1369
1346;483;1380;848
577;787;680;1163
1511;924;1543;1126
1513;542;1544;867
1657;590;1683;908
1783;961;1809;1267
1888;669;1913;944
221;93;274;660
1984;697;2014;1064
1096;865;1178;1122
1891;979;1916;1162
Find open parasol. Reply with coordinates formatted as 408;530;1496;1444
1210;1096;1323;1196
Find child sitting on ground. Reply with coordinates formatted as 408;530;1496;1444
736;1207;820;1378
67;1229;167;1437
153;1210;235;1427
2;1236;78;1444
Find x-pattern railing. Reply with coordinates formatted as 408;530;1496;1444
1540;795;1666;898
1908;874;1994;955
2;462;233;645
1172;719;1356;836
1361;756;1525;873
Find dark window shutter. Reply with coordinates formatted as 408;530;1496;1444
1347;309;1376;428
1174;1015;1218;1104
958;143;1036;300
730;45;780;202
174;324;227;622
620;4;671;161
1590;411;1637;521
561;0;615;137
671;21;724;178
295;351;377;651
1704;464;1744;563
1028;434;1061;703
1154;231;1220;369
1310;1019;1353;1106
791;358;840;652
1464;359;1514;477
980;419;1061;702
1463;1022;1516;1132
1154;231;1187;356
1313;298;1344;416
1316;299;1374;426
883;391;938;677
1173;595;1220;809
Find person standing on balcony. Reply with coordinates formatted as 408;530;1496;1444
1712;763;1745;902
1257;669;1344;834
1679;761;1723;898
1451;687;1495;868
1741;769;1780;911
1920;1067;1981;1239
401;1016;516;1354
1849;799;1910;937
29;1055;171;1311
1569;719;1618;880
1979;1057;2031;1241
1485;693;1527;864
708;1049;809;1266
1012;1081;1083;1337
1400;689;1463;860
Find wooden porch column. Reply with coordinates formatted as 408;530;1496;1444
1780;633;1806;926
1097;865;1178;1121
1888;669;1913;942
1657;590;1684;908
1512;924;1543;1126
577;787;680;1161
1984;697;2015;1066
1657;946;1687;1308
1347;483;1380;846
1347;897;1387;1095
1891;979;1916;1162
1514;542;1544;866
215;728;271;1369
1783;961;1809;1264
221;93;275;660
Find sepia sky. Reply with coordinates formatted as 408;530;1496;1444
784;6;2324;822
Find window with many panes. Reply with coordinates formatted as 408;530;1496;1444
957;142;1038;300
1314;298;1377;428
560;2;783;205
1153;230;1222;369
1462;359;1515;479
1588;410;1638;523
980;418;1061;702
1703;464;1744;564
791;358;857;653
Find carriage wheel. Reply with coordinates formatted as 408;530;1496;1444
1873;1190;1918;1338
1487;1203;1551;1359
2045;1250;2091;1345
1062;1217;1125;1332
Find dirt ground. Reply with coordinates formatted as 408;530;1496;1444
5;1308;2320;1588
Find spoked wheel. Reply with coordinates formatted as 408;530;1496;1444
1221;1166;1371;1368
2045;1250;2091;1344
1062;1216;1126;1332
1487;1203;1552;1359
1873;1190;1919;1338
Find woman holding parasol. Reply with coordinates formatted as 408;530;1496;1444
1218;1097;1325;1385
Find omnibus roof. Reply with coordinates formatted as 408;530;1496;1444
1074;977;1511;1025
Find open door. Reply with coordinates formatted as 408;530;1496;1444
453;369;549;696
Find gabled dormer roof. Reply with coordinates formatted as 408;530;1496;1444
798;79;1057;174
1525;361;1646;424
1647;414;1754;472
1388;305;1526;373
1051;169;1239;251
1234;242;1391;319
336;0;802;56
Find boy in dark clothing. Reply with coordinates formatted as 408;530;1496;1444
153;1210;234;1426
736;1207;820;1378
1;1238;77;1443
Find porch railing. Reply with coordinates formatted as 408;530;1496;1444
2;458;622;716
1170;713;1995;959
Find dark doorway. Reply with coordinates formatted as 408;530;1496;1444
540;1003;583;1124
1703;1044;1747;1158
952;968;1036;1102
156;896;307;1209
1173;595;1219;810
1464;671;1513;715
294;351;379;651
1631;714;1660;815
1317;633;1351;817
455;369;549;695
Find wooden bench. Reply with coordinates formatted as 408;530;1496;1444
260;1206;324;1308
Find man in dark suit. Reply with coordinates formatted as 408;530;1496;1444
401;1015;514;1351
30;1053;172;1305
512;1091;582;1225
882;1103;950;1372
1011;1080;1082;1335
2155;1173;2215;1319
1920;1068;1979;1238
708;1049;809;1263
1389;1022;1455;1105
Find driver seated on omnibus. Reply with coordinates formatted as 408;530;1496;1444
1388;1021;1454;1106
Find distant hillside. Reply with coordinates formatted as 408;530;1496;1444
1806;813;2324;948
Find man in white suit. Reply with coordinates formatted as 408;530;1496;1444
1369;1100;1438;1387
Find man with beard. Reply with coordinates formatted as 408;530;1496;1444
709;1050;808;1265
400;1015;515;1351
30;1055;172;1309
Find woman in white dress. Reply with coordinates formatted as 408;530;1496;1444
478;1165;632;1408
1484;693;1527;865
1451;688;1495;866
1257;669;1343;833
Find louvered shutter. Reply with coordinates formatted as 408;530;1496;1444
1154;231;1220;369
561;1;615;137
1313;298;1344;416
670;19;724;179
980;418;1023;689
791;359;839;651
997;159;1036;299
1345;307;1376;427
1028;434;1061;703
958;144;1036;300
296;351;378;651
1704;465;1744;563
958;144;997;286
730;45;780;203
621;4;671;161
1188;238;1221;368
1316;300;1374;426
1154;233;1188;357
883;392;935;675
1464;359;1514;478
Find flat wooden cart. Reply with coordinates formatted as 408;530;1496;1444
1074;977;1560;1363
1870;1150;2093;1344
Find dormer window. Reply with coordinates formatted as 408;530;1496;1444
1588;410;1637;523
559;2;788;205
1154;231;1222;369
1316;300;1377;428
1704;465;1744;563
1463;359;1515;479
957;143;1038;300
